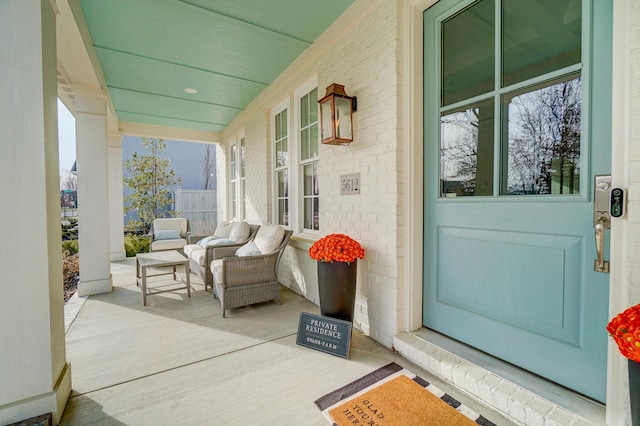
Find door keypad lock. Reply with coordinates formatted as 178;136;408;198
611;188;625;218
592;175;625;273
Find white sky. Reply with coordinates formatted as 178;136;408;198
58;98;76;171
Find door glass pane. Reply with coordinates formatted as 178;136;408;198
502;76;581;195
502;0;581;87
442;0;495;106
440;98;494;197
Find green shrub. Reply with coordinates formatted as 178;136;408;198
124;235;150;257
62;239;79;255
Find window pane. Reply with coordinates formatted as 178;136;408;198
275;114;281;140
313;198;319;230
240;138;246;178
241;179;246;218
303;164;313;195
276;141;288;168
502;0;581;87
442;0;495;106
310;124;318;158
310;88;318;124
440;98;494;197
301;94;309;128
277;170;288;197
301;128;309;160
282;110;288;137
230;185;237;218
304;198;313;229
277;199;289;226
502;76;581;195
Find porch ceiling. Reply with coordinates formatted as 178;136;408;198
76;0;354;133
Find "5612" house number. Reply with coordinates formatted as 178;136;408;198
341;173;360;195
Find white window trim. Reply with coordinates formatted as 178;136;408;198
270;77;320;235
294;76;319;234
271;98;290;228
228;129;245;221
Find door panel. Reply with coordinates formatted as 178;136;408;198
438;226;582;345
423;0;612;402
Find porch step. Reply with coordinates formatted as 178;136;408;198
393;331;605;426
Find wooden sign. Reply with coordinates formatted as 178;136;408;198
296;312;353;359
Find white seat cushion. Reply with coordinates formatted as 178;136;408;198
151;238;187;251
184;244;203;257
253;224;285;254
211;259;224;284
189;249;206;267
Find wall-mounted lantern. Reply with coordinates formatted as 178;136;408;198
318;83;357;146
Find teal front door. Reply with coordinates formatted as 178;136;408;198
423;0;612;402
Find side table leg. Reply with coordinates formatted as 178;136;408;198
186;262;191;297
142;266;147;306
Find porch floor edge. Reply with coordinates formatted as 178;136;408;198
393;331;605;426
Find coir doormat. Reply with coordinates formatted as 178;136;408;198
315;362;497;426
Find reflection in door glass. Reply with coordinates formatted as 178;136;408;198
503;76;581;195
440;99;494;197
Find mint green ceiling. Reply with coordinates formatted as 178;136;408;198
78;0;355;133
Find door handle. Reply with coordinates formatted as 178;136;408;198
594;217;610;273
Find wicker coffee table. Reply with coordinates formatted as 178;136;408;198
136;250;191;306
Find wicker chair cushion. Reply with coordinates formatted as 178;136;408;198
184;244;202;257
150;238;187;251
229;221;250;242
213;221;234;238
253;224;285;254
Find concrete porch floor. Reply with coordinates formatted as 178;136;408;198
60;258;516;425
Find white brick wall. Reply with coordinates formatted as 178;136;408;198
219;0;403;347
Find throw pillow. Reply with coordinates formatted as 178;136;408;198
206;238;235;247
154;229;182;240
229;221;250;242
213;221;234;238
253;224;285;254
197;235;220;248
235;241;262;257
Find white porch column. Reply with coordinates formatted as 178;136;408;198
108;134;126;261
0;1;71;424
75;90;113;295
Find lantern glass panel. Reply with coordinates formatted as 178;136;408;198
320;99;334;141
335;97;352;140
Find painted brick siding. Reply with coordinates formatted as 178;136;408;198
316;0;401;347
219;0;402;348
629;0;640;304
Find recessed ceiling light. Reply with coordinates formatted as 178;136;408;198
184;88;198;94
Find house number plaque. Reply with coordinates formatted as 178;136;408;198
341;173;360;195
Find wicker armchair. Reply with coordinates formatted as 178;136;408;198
210;226;293;318
184;223;259;291
147;218;191;255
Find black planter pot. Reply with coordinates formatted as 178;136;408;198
317;260;357;322
630;359;640;426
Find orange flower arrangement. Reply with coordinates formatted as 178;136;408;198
309;233;365;264
607;303;640;363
